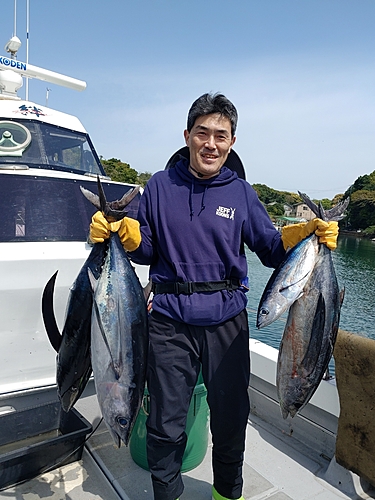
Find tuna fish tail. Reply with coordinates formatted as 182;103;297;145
80;176;140;222
42;271;62;352
298;191;349;222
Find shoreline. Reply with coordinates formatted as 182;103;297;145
340;229;375;239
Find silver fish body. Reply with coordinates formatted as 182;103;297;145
42;241;107;412
275;193;348;419
256;235;319;329
277;242;344;418
90;233;148;447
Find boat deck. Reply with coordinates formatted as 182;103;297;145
1;391;373;500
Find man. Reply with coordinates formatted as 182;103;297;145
90;93;338;500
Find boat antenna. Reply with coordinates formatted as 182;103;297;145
13;0;17;39
25;0;30;100
46;87;51;106
5;0;21;60
1;0;86;99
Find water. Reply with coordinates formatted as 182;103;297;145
332;235;375;338
246;235;375;375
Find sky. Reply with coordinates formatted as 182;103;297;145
1;0;374;200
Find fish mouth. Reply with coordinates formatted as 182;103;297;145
107;427;122;448
256;308;270;328
106;423;131;448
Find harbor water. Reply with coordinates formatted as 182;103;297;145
246;234;375;374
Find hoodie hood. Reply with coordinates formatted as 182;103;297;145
174;158;238;219
175;157;238;187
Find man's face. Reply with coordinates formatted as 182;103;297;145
184;113;236;179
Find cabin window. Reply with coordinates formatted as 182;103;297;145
0;118;105;176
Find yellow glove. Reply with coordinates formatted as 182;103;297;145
89;211;141;251
89;211;120;243
281;218;339;251
117;216;141;252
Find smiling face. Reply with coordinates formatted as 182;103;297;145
184;113;236;179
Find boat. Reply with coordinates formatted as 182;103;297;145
1;22;375;500
0;28;149;480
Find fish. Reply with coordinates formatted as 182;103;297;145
42;177;140;412
276;192;348;419
42;241;107;412
256;195;349;329
88;232;148;447
256;236;319;329
82;178;149;447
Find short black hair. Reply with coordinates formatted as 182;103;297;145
187;93;238;137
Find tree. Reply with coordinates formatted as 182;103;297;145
319;198;333;210
348;190;375;229
332;194;344;206
266;202;285;221
101;158;138;184
350;171;375;193
340;170;375;230
137;171;153;187
252;184;300;206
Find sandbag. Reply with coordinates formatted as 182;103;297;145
334;329;375;486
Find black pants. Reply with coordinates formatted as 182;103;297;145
146;309;250;500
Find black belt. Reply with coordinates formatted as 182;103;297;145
152;278;241;295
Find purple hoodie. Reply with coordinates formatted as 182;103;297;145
130;158;285;326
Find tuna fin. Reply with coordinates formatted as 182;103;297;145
143;278;153;302
279;269;311;295
339;287;345;306
301;293;326;374
92;298;121;379
41;271;62;352
87;267;98;293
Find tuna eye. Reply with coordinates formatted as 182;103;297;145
116;416;128;428
260;309;269;316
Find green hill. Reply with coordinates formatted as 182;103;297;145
101;157;375;234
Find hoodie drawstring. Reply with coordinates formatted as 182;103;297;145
198;185;207;216
189;179;194;220
189;179;207;219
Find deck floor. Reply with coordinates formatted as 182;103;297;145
0;393;373;500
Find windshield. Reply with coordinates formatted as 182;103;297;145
0;119;105;176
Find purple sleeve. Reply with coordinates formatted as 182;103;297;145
128;183;155;265
242;184;286;268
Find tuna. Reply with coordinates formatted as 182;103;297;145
42;241;107;412
88;231;148;447
81;177;149;447
276;192;348;418
42;177;142;415
256;236;319;329
256;195;349;331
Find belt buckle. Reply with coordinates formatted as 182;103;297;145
176;282;192;295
